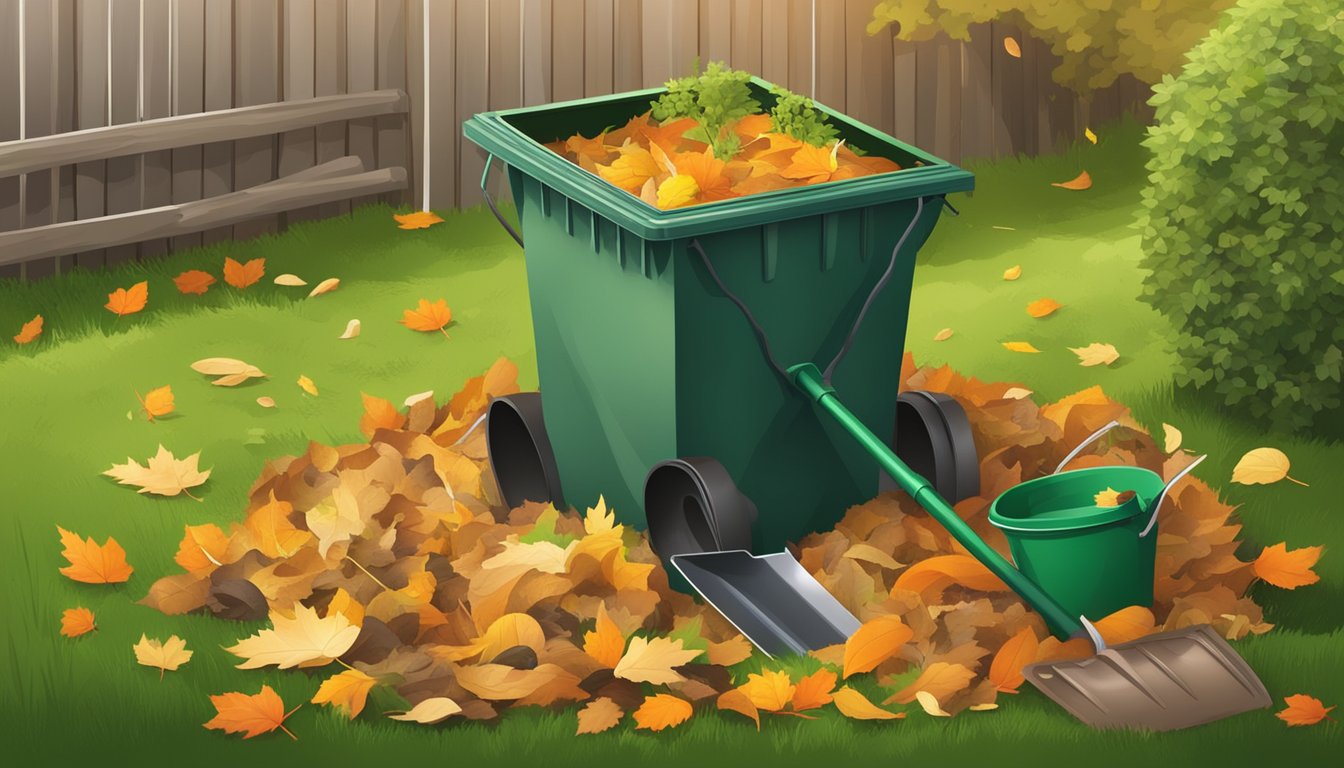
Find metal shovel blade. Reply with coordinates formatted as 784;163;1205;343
1024;624;1271;731
671;550;862;658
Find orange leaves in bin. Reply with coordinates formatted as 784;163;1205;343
555;110;903;209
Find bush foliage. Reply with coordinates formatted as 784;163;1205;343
1138;0;1344;434
868;0;1236;93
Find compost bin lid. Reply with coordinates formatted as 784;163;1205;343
463;78;975;242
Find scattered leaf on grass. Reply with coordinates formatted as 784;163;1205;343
103;445;211;499
137;385;175;421
223;257;265;289
933;328;953;341
737;669;795;712
190;357;267;387
1026;298;1062;318
914;691;952;717
60;607;96;638
134;634;193;679
1253;543;1322;589
339;319;361;339
1232;447;1307;486
13;314;43;344
1002;36;1021;57
576;697;625;735
204;685;299;740
991;225;1016;231
1051;171;1092;190
394;211;445;230
1276;695;1335;726
401;299;453;336
1162;423;1183;453
308;278;340;298
1001;341;1040;354
311;669;378;719
387;697;463;724
884;662;977;705
1085;127;1098;144
256;397;276;408
297;375;319;397
1002;265;1021;281
1070;342;1119;367
716;689;760;729
833;687;903;720
273;273;307;286
174;270;216;295
632;694;692;732
105;281;149;317
57;526;133;584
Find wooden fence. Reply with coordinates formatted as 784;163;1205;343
0;0;1154;280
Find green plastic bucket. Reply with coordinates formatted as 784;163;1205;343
463;79;973;552
988;466;1167;620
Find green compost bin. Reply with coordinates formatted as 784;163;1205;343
463;79;974;554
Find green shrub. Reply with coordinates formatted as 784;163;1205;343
1138;0;1344;434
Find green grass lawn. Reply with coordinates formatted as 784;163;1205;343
1;121;1338;764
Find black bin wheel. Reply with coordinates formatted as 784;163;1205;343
486;393;565;510
643;457;757;562
893;390;980;504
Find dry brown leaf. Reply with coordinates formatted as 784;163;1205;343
884;662;976;705
576;697;624;734
716;689;760;730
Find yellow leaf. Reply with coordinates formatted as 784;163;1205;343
308;277;341;298
584;496;617;535
987;627;1038;693
1002;341;1041;354
576;697;625;735
1002;264;1022;281
204;685;298;740
387;697;463;724
1002;36;1021;58
1026;298;1062;318
613;636;702;685
933;328;953;341
737;669;794;712
1085;127;1098;144
190;357;266;386
311;668;378;719
583;602;627;668
914;690;952;717
394;210;445;230
656;174;700;210
1094;487;1127;507
833;686;904;720
304;488;365;558
1276;694;1336;726
297;375;319;397
597;147;662;193
1051;170;1092;190
477;612;547;663
137;385;175;421
227;603;361;670
716;689;760;730
134;634;193;679
1253;542;1323;589
13;313;43;344
339;319;361;339
843;615;913;679
454;663;587;705
273;273;307;286
60;607;96;638
105;281;149;316
884;662;976;705
1162;423;1183;453
223;257;265;289
103;444;211;499
632;694;692;732
1069;342;1119;367
326;587;366;626
1232;447;1308;486
256;396;276;408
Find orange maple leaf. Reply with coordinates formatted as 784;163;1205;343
1253;542;1323;589
57;526;133;584
137;385;175;421
566;132;613;164
105;281;148;317
790;668;837;711
223;257;265;289
673;148;736;203
583;602;626;668
632;694;692;732
393;211;445;230
204;685;300;740
13;314;43;344
359;393;408;438
400;298;453;337
1276;694;1335;726
173;270;216;295
60;607;97;638
780;141;844;184
640;116;703;153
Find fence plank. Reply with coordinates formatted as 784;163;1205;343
0;0;18;279
20;0;55;279
551;0;585;101
913;40;936;153
488;0;521;203
814;0;843;111
54;0;78;256
376;0;408;207
959;24;993;162
932;37;961;162
406;0;424;209
642;0;697;87
281;0;321;224
170;0;205;251
523;0;553;105
346;0;378;209
426;0;456;209
990;21;1024;159
759;0;789;87
612;0;640;92
1018;31;1040;158
74;0;109;270
731;0;762;76
786;0;810;95
139;0;173;258
891;39;915;143
104;0;141;265
699;0;731;66
455;0;488;207
201;0;234;244
844;0;891;136
314;0;349;217
584;0;614;97
233;0;281;240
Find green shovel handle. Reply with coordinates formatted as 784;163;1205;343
790;362;1084;640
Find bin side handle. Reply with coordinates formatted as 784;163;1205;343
481;154;524;248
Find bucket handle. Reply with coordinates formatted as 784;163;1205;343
1138;454;1207;538
1052;419;1122;474
481;154;525;248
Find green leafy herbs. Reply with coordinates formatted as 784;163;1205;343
768;86;840;147
650;61;760;160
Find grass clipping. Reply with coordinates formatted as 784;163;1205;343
144;355;1271;725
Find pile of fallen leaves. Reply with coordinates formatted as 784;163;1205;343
100;355;1324;736
545;111;902;210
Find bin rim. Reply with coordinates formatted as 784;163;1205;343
987;466;1165;533
462;77;975;242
